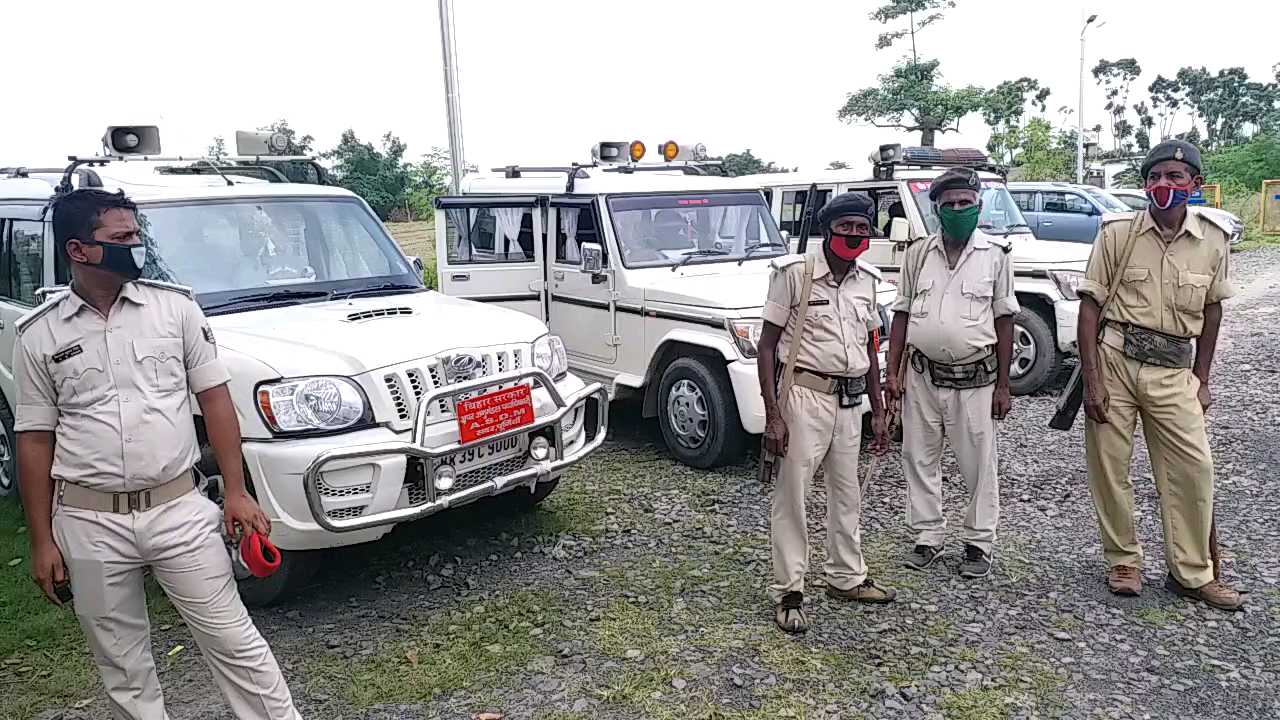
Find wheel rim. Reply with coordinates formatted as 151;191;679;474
666;379;710;449
0;433;13;491
1009;322;1037;379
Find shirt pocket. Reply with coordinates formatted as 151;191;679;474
1118;267;1153;309
909;279;935;321
133;338;186;394
50;347;107;407
960;279;994;323
1175;270;1212;313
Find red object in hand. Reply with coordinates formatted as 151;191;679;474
239;532;281;578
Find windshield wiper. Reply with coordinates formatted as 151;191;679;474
738;242;788;266
331;283;424;300
202;288;333;313
998;223;1032;237
672;248;730;271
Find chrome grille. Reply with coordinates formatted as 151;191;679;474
378;346;533;426
402;454;531;506
316;478;373;498
326;506;366;520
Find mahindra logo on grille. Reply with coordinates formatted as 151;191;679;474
446;354;481;383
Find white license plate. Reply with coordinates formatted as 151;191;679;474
434;434;527;475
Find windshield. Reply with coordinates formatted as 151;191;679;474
909;180;1033;237
137;198;418;309
1085;188;1131;213
606;192;785;269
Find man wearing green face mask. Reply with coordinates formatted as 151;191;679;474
885;166;1019;580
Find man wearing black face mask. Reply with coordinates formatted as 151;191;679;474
12;189;302;718
758;191;893;634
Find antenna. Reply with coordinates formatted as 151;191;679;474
198;160;235;187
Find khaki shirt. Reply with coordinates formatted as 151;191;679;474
890;230;1020;364
763;251;881;377
1078;209;1235;339
13;280;231;492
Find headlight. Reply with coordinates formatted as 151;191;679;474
1049;270;1084;301
729;319;763;359
256;376;370;434
533;334;569;380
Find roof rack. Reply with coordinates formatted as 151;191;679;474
868;144;1008;181
53;154;326;194
488;158;718;193
2;166;106;188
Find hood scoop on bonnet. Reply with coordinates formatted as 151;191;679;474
344;307;416;323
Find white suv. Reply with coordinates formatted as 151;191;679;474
0;129;607;605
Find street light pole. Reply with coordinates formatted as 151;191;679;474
1077;14;1098;185
438;0;466;195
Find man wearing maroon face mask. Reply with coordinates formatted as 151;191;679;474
758;192;893;634
1076;140;1242;610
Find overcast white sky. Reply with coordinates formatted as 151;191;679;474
2;0;1276;175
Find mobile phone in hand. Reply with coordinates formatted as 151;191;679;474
53;580;73;604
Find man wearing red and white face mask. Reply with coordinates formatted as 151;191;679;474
1076;140;1242;610
757;191;893;633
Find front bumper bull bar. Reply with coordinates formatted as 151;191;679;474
302;368;609;533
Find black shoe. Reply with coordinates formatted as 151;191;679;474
958;544;992;579
904;544;945;571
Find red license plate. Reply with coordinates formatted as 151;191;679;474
456;385;535;444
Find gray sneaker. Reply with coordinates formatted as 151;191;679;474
905;544;945;571
958;544;992;579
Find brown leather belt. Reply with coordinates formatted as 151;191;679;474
793;367;866;395
58;471;196;514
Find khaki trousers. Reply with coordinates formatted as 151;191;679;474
768;385;867;604
902;364;999;554
53;489;301;720
1084;340;1215;588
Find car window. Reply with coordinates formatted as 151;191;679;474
1041;191;1094;215
780;188;832;236
552;205;602;265
1011;191;1036;213
442;206;537;265
0;219;45;306
1085;189;1132;213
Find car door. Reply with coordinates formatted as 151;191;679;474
1037;190;1099;242
1010;190;1042;236
545;197;618;364
434;195;546;320
0;215;50;404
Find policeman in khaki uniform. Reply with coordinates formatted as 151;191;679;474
14;189;302;718
1077;140;1242;610
758;192;893;634
885;167;1019;579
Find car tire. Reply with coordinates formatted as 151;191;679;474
507;478;560;509
236;549;322;608
0;398;17;498
1008;308;1059;396
657;357;744;469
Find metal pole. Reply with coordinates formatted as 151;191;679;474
438;0;466;194
1077;26;1086;183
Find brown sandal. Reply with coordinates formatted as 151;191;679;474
774;592;809;633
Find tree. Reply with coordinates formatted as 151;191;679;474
703;149;789;177
870;0;956;58
1148;74;1189;141
827;160;851;170
207;137;228;160
406;147;468;219
839;58;986;147
1204;132;1280;192
323;130;416;220
981;77;1051;165
1173;67;1278;150
1092;58;1142;153
1133;102;1155;153
1011;118;1073;182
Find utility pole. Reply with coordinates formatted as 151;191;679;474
438;0;466;194
1077;14;1099;184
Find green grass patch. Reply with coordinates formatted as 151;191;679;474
0;498;180;719
940;687;1015;720
309;589;569;707
1135;606;1182;627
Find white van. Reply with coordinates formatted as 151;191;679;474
0;128;607;605
737;145;1092;396
434;141;898;469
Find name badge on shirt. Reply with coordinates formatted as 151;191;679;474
51;345;83;364
806;299;830;307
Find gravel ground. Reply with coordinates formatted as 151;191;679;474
35;247;1280;720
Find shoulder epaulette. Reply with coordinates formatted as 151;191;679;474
986;236;1014;254
1100;211;1137;225
133;278;194;299
14;291;69;335
855;259;883;280
769;254;805;272
1193;208;1235;238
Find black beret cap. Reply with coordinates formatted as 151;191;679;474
1140;139;1202;178
928;166;981;201
817;191;875;230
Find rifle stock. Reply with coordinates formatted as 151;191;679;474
1049;362;1085;431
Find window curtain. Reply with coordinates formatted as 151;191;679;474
446;208;471;262
493;207;525;259
560;208;581;262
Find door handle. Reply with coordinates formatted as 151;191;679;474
553;271;565;281
1040;221;1054;226
451;273;471;282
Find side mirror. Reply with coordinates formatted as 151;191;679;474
888;217;910;243
580;242;605;274
408;255;424;275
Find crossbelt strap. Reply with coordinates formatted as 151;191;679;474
777;256;816;414
58;471;195;514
